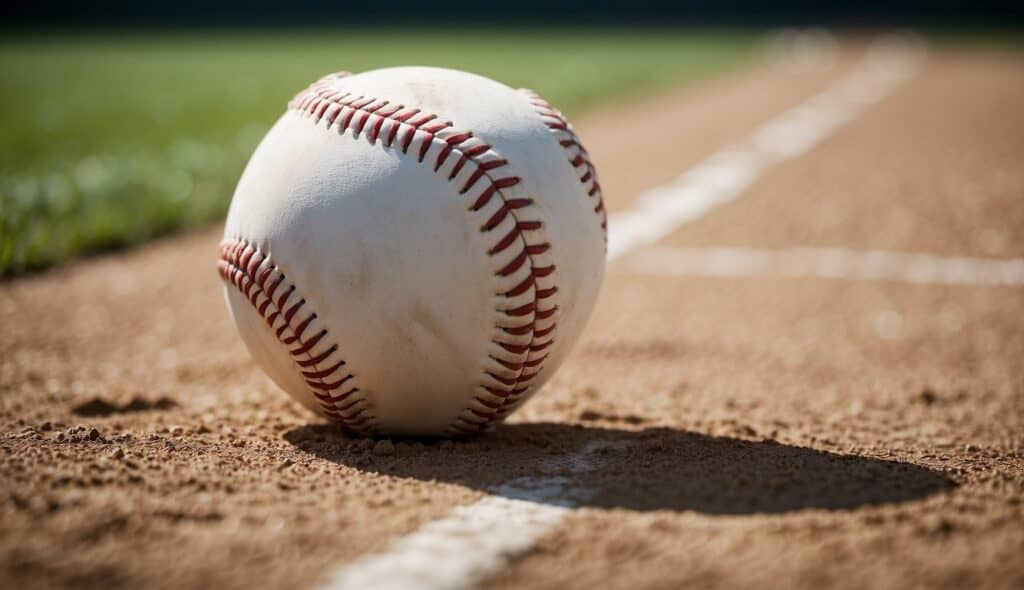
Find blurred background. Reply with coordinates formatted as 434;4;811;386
0;1;1020;276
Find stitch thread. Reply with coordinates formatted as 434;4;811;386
518;89;608;238
218;238;376;435
223;75;604;435
270;71;566;434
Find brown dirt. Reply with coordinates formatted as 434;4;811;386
2;46;1023;589
662;50;1024;258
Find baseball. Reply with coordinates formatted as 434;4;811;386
217;66;606;436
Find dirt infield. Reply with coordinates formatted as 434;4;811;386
2;44;1022;589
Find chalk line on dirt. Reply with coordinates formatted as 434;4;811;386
321;37;924;590
321;441;625;590
607;36;923;261
632;246;1024;286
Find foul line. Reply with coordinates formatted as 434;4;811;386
608;37;922;260
321;37;924;590
321;442;626;590
631;246;1024;286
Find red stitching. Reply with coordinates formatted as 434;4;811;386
230;71;567;435
218;238;374;435
518;89;608;237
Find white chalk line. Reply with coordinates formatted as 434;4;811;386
632;246;1024;286
321;441;626;590
607;37;923;261
320;37;924;590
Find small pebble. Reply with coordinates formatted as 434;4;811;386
920;388;938;405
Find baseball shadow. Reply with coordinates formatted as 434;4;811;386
283;422;954;514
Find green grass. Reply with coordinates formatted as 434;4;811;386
0;29;760;276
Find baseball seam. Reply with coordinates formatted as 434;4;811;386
223;71;600;436
519;89;608;239
218;238;376;434
290;72;559;435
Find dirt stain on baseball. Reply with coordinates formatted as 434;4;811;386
406;300;461;359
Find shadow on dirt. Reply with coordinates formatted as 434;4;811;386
71;395;178;417
284;422;954;514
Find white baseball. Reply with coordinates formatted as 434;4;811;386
218;66;606;437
